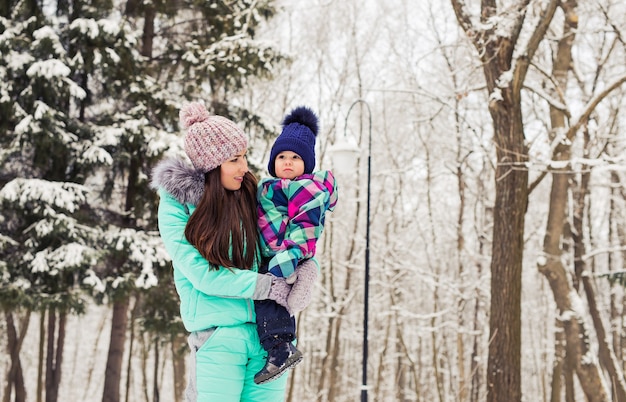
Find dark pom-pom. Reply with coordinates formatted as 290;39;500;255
282;106;319;136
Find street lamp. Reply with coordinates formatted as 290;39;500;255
329;99;372;402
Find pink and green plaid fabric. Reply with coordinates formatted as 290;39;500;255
257;170;338;278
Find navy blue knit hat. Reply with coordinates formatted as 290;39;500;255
268;106;319;177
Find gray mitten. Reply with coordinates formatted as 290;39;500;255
267;275;293;315
287;260;319;313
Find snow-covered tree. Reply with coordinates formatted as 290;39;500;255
1;0;286;400
0;5;111;399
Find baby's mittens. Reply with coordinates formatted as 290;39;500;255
287;259;319;313
267;275;294;315
285;271;298;285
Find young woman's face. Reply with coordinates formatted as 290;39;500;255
220;150;249;191
274;151;305;179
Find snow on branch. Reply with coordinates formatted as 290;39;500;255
0;233;19;249
83;269;106;293
584;247;626;263
69;17;100;39
33;25;66;57
97;17;122;37
76;143;114;165
146;130;184;159
5;50;35;74
0;178;90;214
25;60;86;100
183;34;280;73
26;59;70;79
30;243;96;275
67;15;128;42
64;77;87;100
22;210;101;248
480;3;527;40
0;16;35;43
528;155;626;174
104;228;169;289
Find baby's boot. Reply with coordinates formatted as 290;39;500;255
254;342;303;384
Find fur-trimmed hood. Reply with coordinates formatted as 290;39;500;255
150;158;205;206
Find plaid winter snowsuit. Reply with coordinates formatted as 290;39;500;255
257;170;338;278
254;170;338;350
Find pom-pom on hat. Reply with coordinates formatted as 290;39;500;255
268;106;319;177
180;102;248;173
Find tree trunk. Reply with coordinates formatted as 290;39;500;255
431;299;444;402
574;165;626;400
45;308;66;402
141;332;150;401
124;296;141;402
318;268;352;401
393;323;407;402
37;312;45;402
471;229;488;402
102;298;130;402
469;297;481;402
171;333;187;402
609;173;621;365
374;313;391;402
141;6;155;59
325;317;342;402
550;320;565;402
4;309;29;402
450;1;560;400
486;116;527;402
564;346;575;402
153;338;160;402
582;274;626;401
55;313;66;400
484;58;528;402
539;112;610;399
537;2;623;400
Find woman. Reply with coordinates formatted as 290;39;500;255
151;102;294;401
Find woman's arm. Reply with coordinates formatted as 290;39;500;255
157;188;271;299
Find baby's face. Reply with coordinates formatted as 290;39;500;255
274;151;305;179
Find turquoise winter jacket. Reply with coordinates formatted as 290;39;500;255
151;158;271;333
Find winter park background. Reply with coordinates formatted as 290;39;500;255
2;0;626;401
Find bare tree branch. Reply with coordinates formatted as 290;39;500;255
512;0;559;93
450;0;478;46
567;73;626;140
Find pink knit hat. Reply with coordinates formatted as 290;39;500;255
180;102;248;173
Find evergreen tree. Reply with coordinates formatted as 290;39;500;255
1;0;285;400
0;5;105;400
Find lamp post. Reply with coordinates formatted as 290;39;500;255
330;99;372;402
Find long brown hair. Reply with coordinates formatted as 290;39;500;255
184;168;259;270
